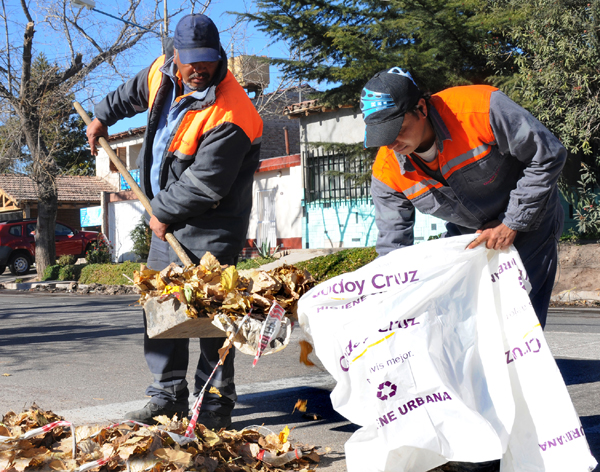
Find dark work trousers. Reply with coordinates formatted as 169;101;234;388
143;234;236;415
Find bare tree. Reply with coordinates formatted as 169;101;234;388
0;0;188;277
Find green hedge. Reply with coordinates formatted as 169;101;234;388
296;247;378;282
79;261;140;285
41;248;380;286
42;265;61;281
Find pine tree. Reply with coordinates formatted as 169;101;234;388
243;0;519;106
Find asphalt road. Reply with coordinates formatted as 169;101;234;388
0;288;598;471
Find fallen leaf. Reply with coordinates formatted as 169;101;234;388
299;340;316;366
153;448;192;467
293;399;308;414
208;386;222;398
302;412;322;421
2;373;11;377
201;429;221;447
278;425;290;445
303;450;322;462
221;266;238;292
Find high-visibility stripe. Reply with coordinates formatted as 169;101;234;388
440;144;491;176
182;168;223;201
403;179;439;199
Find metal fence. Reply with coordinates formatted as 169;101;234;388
303;148;371;204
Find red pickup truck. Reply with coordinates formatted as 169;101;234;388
0;219;99;275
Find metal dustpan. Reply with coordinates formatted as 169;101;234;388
74;102;223;339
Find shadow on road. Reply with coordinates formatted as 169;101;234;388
555;358;600;385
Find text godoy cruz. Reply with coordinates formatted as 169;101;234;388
339;317;420;373
312;270;420;299
539;427;586;452
376;392;453;430
506;337;542;364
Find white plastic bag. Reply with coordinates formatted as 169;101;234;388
297;235;597;472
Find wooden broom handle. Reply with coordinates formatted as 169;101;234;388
74;101;193;267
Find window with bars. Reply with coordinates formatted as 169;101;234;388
303;148;371;204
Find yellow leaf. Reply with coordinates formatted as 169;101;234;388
292;399;308;414
2;373;11;377
299;340;316;366
208;386;222;398
201;430;221;447
221;265;238;292
278;425;290;445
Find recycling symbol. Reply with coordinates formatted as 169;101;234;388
376;381;397;401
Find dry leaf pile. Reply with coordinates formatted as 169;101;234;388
134;253;315;323
0;406;323;472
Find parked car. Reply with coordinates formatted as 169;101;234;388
0;219;99;275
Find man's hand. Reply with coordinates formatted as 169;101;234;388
467;220;517;250
86;118;109;156
149;215;169;241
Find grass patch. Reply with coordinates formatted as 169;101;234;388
296;247;378;283
236;256;276;270
71;248;378;285
79;261;140;285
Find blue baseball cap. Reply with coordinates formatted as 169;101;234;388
174;14;221;64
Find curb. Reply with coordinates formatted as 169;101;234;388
0;281;138;295
1;281;80;291
551;290;600;303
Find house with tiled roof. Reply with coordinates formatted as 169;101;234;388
0;173;116;229
284;97;446;248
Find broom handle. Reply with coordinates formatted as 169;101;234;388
74;101;193;267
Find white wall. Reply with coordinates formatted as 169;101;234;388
247;165;304;246
108;199;146;262
96;135;144;191
300;107;364;149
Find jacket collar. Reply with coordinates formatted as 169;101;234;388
394;101;452;174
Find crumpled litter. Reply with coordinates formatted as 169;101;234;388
0;404;323;472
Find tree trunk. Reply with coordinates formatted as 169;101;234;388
32;148;59;279
35;196;58;278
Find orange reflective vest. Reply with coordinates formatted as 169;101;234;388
372;85;498;201
146;55;263;161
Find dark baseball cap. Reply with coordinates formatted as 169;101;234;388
174;14;221;64
360;67;422;148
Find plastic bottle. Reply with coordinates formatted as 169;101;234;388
257;448;303;466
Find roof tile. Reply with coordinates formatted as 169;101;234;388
0;174;117;203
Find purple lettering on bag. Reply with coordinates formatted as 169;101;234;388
372;274;386;289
